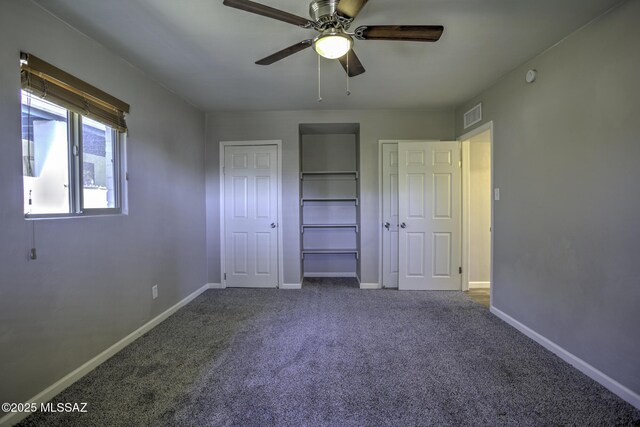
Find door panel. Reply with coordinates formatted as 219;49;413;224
432;232;452;277
232;153;248;169
433;174;452;218
255;232;271;275
406;232;426;277
407;174;426;218
255;176;271;218
232;232;248;274
255;153;271;169
232;177;248;218
433;150;452;166
225;145;278;288
398;141;461;290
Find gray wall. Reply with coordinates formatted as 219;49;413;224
455;0;640;395
0;0;207;405
206;109;454;284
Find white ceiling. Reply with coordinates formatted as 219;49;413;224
34;0;621;112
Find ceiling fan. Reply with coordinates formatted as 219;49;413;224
222;0;444;77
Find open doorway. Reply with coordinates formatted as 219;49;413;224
460;124;493;307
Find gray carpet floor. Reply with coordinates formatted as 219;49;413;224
18;278;640;426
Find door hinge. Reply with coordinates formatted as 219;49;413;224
459;266;462;274
459;159;462;168
224;273;227;280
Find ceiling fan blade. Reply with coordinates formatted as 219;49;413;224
336;0;369;19
355;25;444;42
223;0;313;28
338;49;366;77
256;40;313;65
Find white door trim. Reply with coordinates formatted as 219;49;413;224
219;140;284;289
461;139;470;291
378;140;387;289
458;122;494;304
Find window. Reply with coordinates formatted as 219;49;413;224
81;117;118;210
20;52;129;217
22;92;71;214
21;91;123;216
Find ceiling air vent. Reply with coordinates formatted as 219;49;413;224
463;103;482;129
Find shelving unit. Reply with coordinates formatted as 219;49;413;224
301;171;359;178
301;197;359;206
302;249;359;258
299;124;361;279
301;224;359;232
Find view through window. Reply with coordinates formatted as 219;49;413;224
82;117;117;209
22;91;71;215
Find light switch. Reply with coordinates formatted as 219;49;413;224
494;188;500;201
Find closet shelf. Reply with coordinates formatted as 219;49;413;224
301;224;358;233
301;249;359;259
300;171;359;179
300;197;358;206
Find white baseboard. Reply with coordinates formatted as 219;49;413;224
303;272;357;278
0;283;211;427
360;283;382;290
207;282;225;289
469;281;491;289
491;306;640;410
280;283;301;290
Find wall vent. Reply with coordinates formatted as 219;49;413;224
463;103;482;129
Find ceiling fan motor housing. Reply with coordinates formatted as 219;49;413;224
309;0;352;30
309;0;338;21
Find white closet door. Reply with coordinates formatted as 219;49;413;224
224;145;278;288
382;143;399;288
398;141;461;291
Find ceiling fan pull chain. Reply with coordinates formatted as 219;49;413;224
346;53;351;96
317;55;322;102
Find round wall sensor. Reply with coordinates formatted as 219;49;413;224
526;69;537;83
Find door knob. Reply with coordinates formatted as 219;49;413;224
400;222;407;229
384;222;390;230
270;223;277;229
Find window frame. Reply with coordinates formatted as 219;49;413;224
22;90;125;219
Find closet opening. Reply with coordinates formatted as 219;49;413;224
299;123;361;284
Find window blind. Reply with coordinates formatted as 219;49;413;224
20;52;129;133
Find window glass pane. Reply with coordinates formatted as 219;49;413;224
21;91;71;215
82;117;116;209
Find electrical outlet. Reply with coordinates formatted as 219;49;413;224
152;284;158;300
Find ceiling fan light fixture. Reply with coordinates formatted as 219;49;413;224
313;30;353;59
